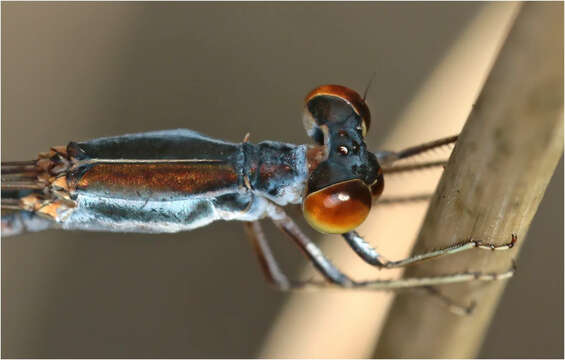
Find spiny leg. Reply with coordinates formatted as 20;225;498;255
243;221;291;290
242;217;472;310
376;135;457;168
340;226;515;314
382;160;448;175
294;263;515;290
384;285;477;315
342;231;517;269
419;286;476;316
395;135;457;159
265;203;515;290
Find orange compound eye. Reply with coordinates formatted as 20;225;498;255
303;179;371;234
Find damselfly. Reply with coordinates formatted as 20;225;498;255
1;85;516;306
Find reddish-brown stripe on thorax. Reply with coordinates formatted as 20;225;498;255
77;162;238;197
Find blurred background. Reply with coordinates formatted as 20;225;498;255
1;2;562;358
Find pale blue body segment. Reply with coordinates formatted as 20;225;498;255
2;129;310;234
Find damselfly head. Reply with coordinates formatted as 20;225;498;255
302;85;383;234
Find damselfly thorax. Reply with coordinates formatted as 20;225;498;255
1;84;516;313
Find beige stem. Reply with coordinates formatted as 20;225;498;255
376;3;563;357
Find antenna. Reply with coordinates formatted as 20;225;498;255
362;72;377;101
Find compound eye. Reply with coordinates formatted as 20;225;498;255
303;179;371;234
303;85;371;144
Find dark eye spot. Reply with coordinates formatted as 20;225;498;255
338;130;347;137
337;145;349;155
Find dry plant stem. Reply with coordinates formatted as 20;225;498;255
375;3;563;358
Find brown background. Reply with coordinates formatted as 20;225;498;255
2;2;563;358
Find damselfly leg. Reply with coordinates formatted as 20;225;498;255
244;221;291;291
376;135;458;168
244;202;514;314
342;231;517;269
373;135;456;206
245;217;478;314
